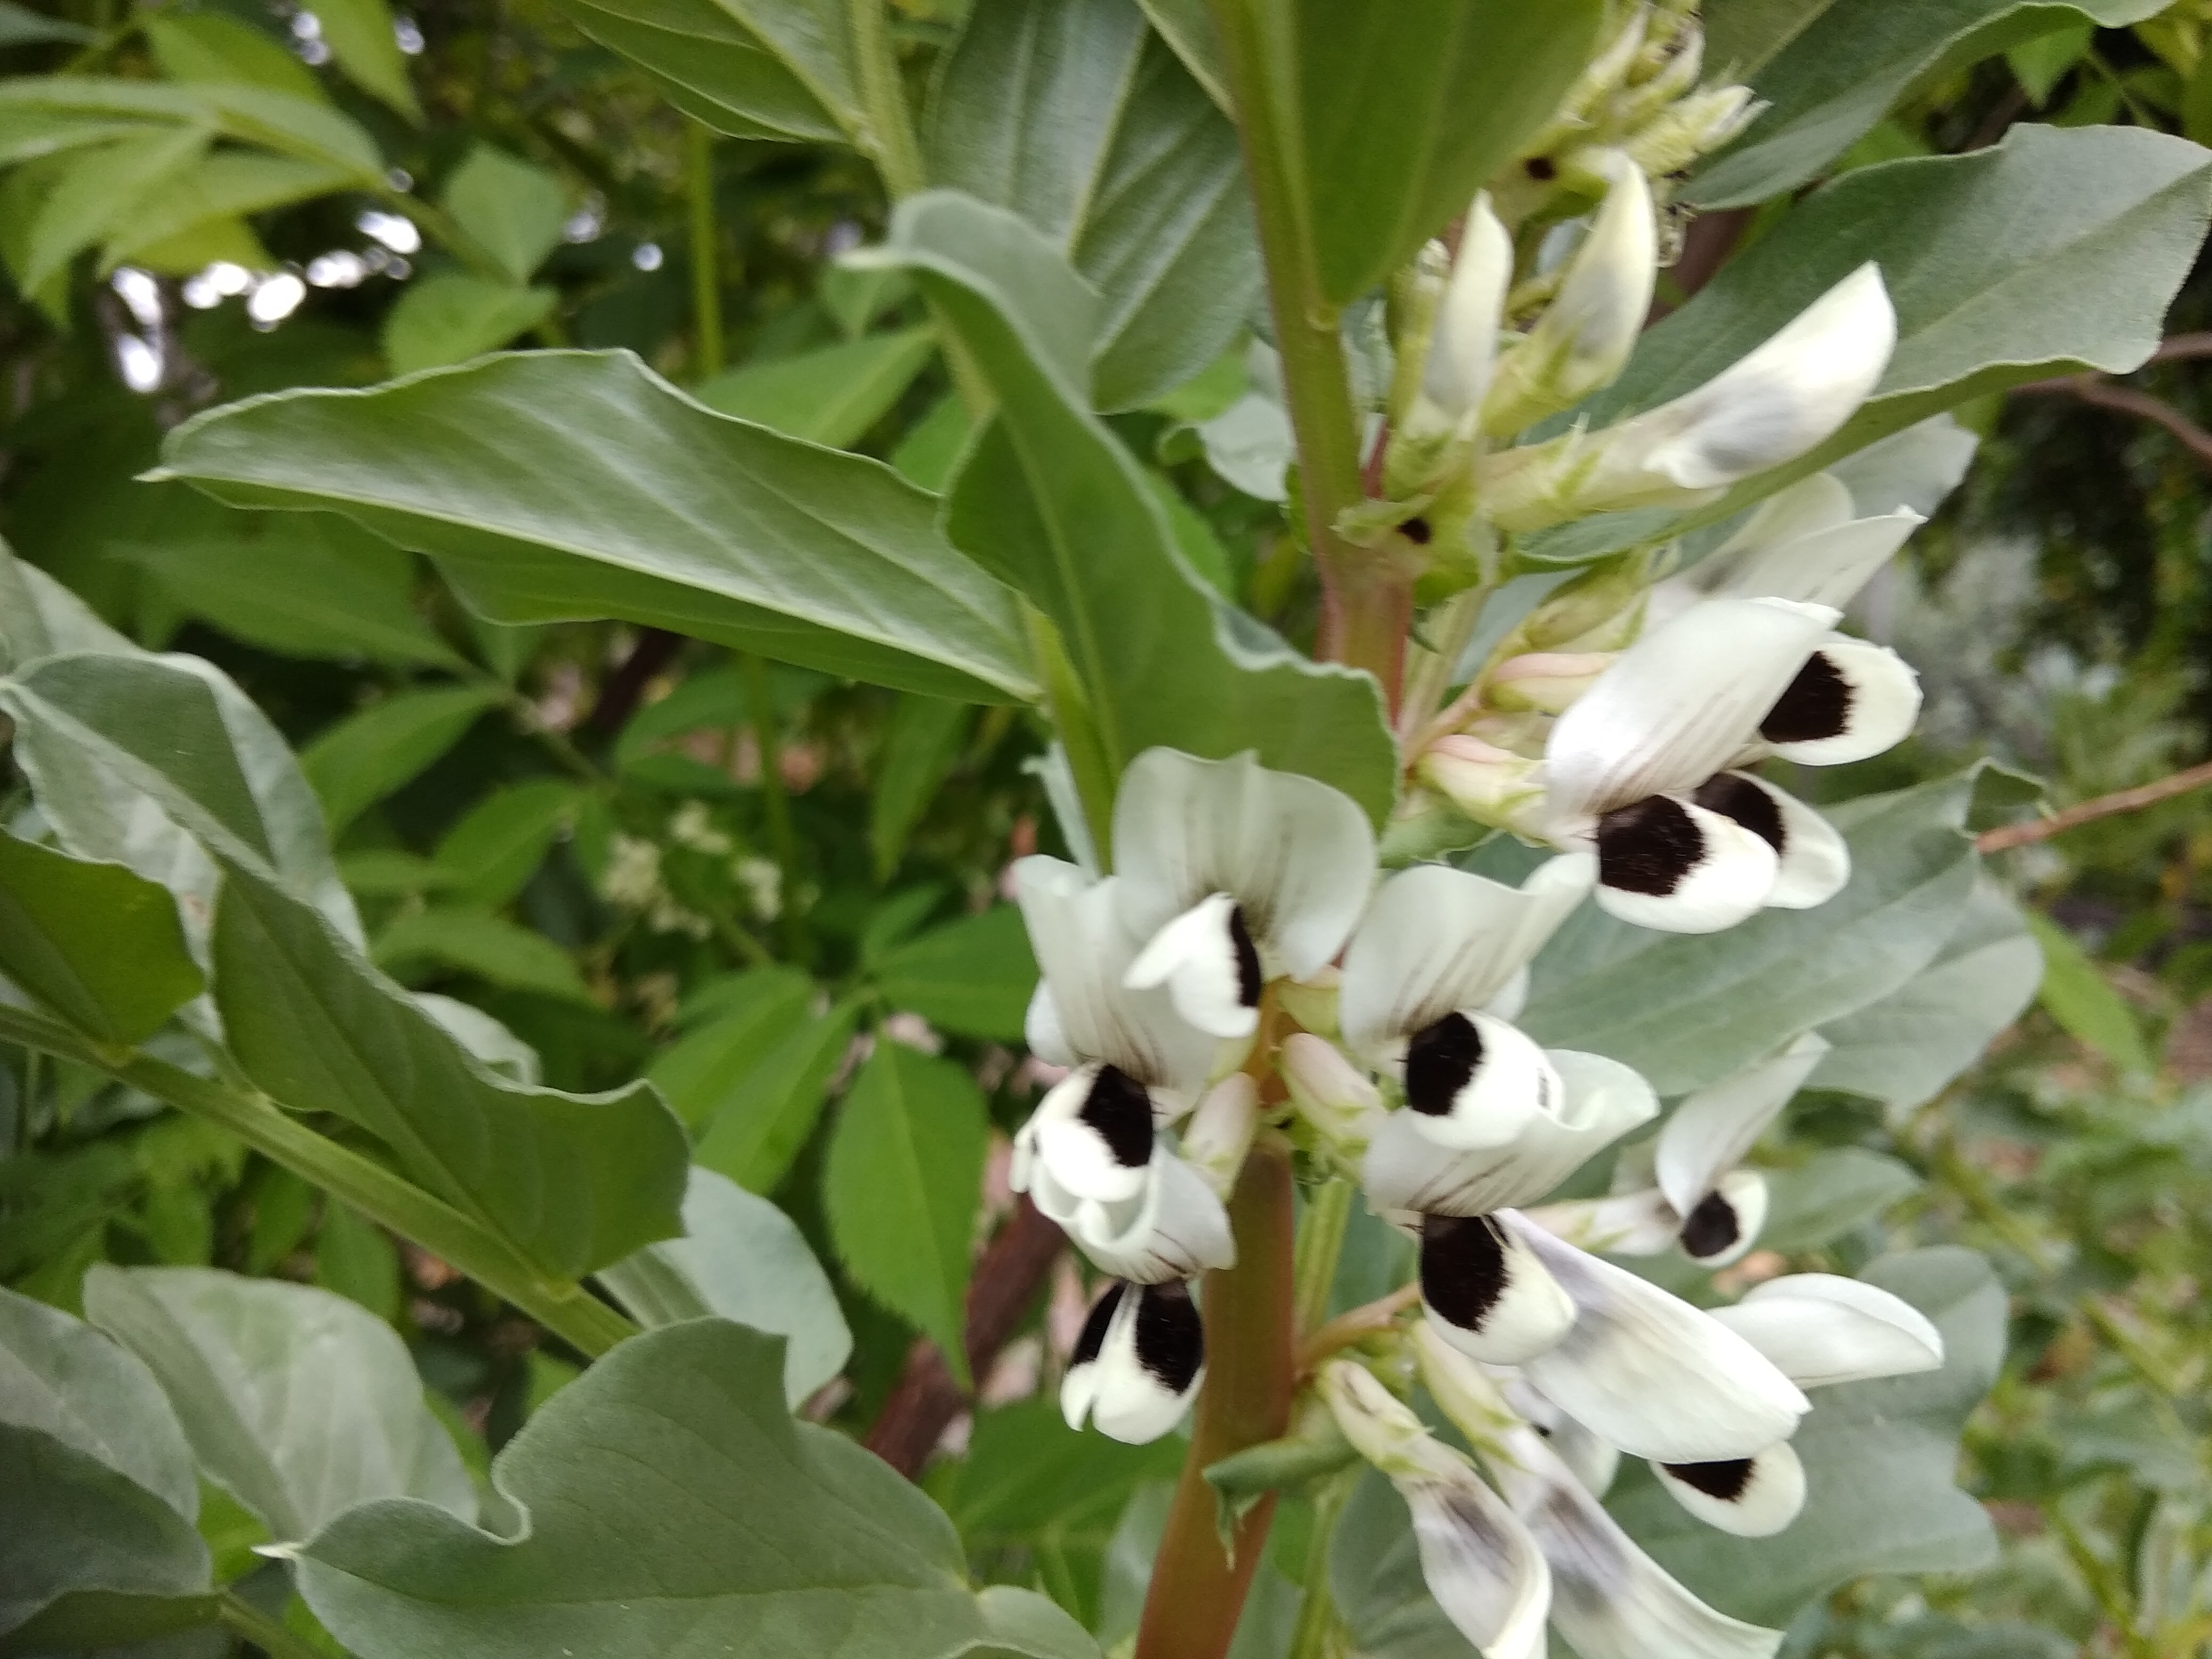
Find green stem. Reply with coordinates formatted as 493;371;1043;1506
686;121;725;379
1134;1145;1297;1659
849;0;926;198
1284;1474;1352;1659
0;1006;636;1358
216;1592;329;1659
1026;608;1118;872
1203;0;1406;699
1291;1177;1352;1339
742;653;809;962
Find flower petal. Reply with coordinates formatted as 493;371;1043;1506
1708;506;1923;611
1365;1050;1657;1217
1404;1471;1554;1659
1486;1425;1785;1659
1071;1149;1237;1284
1025;981;1076;1067
1422;194;1515;428
1677;1170;1769;1268
1524;1186;1680;1256
1340;857;1594;1065
1027;1062;1158;1203
1656;1032;1828;1220
1087;1280;1205;1444
1505;1213;1809;1462
1124;891;1262;1038
1421;1213;1577;1366
1652;1440;1806;1538
1708;1273;1944;1388
1180;1073;1260;1198
1547;597;1837;827
1593;794;1779;933
1111;749;1377;981
1758;639;1922;765
1403;1010;1562;1152
1015;856;1216;1095
1691;773;1849;910
1061;1280;1125;1430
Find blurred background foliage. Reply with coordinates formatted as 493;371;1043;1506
5;0;2212;1654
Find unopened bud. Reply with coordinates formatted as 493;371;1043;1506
1527;5;1649;157
1628;83;1759;178
1484;156;1655;435
1181;1073;1259;1199
1410;196;1513;440
1479;263;1894;532
1319;1361;1457;1482
1280;1032;1382;1157
1516;555;1647;652
1417;736;1548;836
1620;20;1705;125
1275;966;1340;1040
1487;651;1614;714
1412;1320;1521;1448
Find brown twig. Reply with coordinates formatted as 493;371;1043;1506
863;1197;1066;1477
2012;375;2212;468
1977;759;2212;853
2151;332;2212;363
580;627;682;740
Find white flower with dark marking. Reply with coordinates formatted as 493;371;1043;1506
1062;1280;1206;1445
1113;749;1378;1041
1541;596;1915;931
1658;472;1924;622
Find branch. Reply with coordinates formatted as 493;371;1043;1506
581;627;682;739
1977;759;2212;853
863;1197;1066;1477
2012;374;2212;468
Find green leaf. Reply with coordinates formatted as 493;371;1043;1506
1290;0;1607;304
295;1321;1097;1659
120;510;465;671
315;1203;402;1322
431;780;582;906
18;126;210;294
1689;0;2172;208
0;651;361;945
694;327;937;448
2024;909;2150;1072
871;695;971;881
443;145;567;283
1133;0;1226;108
547;0;858;141
1574;126;2212;540
212;861;689;1279
153;350;1040;704
0;2;96;45
380;274;557;375
648;966;818;1129
311;0;423;121
1758;1147;1923;1251
82;1266;476;1543
927;0;1259;407
0;833;203;1046
872;906;1038;1042
824;1042;987;1385
1812;876;2043;1108
693;999;862;1194
0;537;137;671
1607;1249;2003;1622
372;907;595;1004
598;1166;852;1409
300;683;505;835
1520;769;1989;1094
104;149;356;270
145;13;328;104
0;77;383;182
0;1287;210;1638
414;992;543;1083
874;190;1396;823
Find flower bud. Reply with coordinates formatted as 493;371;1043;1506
1488;651;1615;715
1412;1318;1521;1448
1516;556;1647;652
1410;195;1513;441
1418;736;1548;836
1274;966;1340;1039
1483;156;1655;435
1318;1360;1457;1482
1479;263;1895;532
1526;5;1649;157
1180;1073;1259;1200
1280;1032;1382;1158
1627;83;1759;178
1619;20;1705;127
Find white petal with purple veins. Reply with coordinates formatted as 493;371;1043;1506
1405;1471;1554;1659
1070;1149;1236;1285
1708;1273;1943;1387
1025;981;1075;1068
1710;507;1923;612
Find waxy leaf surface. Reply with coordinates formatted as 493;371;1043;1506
0;833;203;1045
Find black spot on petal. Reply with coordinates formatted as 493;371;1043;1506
1405;1012;1482;1117
1421;1214;1511;1333
1072;1282;1126;1368
1524;156;1557;181
1082;1066;1155;1170
1132;1281;1204;1394
1228;904;1263;1010
1401;516;1434;546
1761;652;1854;744
1663;1457;1756;1501
1692;773;1786;854
1680;1190;1742;1260
1596;795;1706;896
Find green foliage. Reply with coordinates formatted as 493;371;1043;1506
0;835;202;1046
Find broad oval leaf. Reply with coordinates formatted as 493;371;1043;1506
295;1320;1100;1659
872;904;1038;1042
0;833;203;1046
695;326;938;448
598;1166;852;1409
82;1266;476;1545
691;997;862;1195
151;350;1038;704
648;966;817;1130
300;683;505;835
549;0;847;140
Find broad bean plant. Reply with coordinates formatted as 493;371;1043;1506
2;2;2210;1658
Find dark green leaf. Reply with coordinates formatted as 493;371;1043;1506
431;780;582;906
443;145;567;283
153;351;1039;703
0;834;201;1046
371;907;595;1004
212;862;689;1279
694;327;937;447
873;906;1037;1042
1133;0;1226;107
312;0;424;120
0;3;96;45
0;78;384;182
870;696;971;881
381;274;557;375
823;1042;987;1383
874;191;1396;823
145;13;329;103
549;0;841;139
2024;910;2149;1072
315;1203;402;1322
0;534;136;671
1758;1148;1923;1251
692;1000;861;1194
300;684;505;835
648;966;817;1129
295;1321;1099;1659
83;1266;476;1543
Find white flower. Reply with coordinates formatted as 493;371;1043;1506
1659;471;1925;619
1062;1280;1205;1444
1652;1441;1808;1538
1113;749;1377;1041
1413;195;1515;440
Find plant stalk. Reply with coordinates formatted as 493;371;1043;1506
1133;1144;1297;1659
1203;0;1408;700
1291;1177;1353;1338
849;0;926;198
686;120;725;379
217;1593;331;1659
0;1006;636;1358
